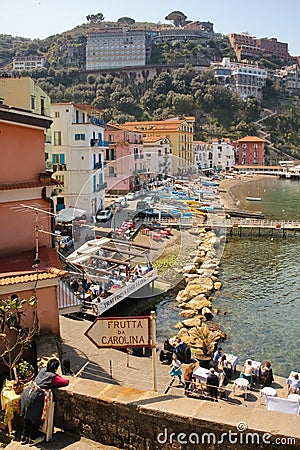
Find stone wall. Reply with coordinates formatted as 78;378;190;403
54;378;300;450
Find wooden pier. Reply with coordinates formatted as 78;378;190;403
206;218;300;237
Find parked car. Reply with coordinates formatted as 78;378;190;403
96;207;112;222
116;196;128;208
126;192;139;201
59;235;74;249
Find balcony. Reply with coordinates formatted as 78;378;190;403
97;182;107;191
90;139;110;147
94;162;103;170
133;169;147;174
134;154;139;160
52;164;67;172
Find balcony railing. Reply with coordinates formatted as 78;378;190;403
90;139;110;147
94;162;103;170
97;182;107;191
52;164;67;172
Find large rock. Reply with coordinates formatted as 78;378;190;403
185;297;211;310
182;315;203;327
182;264;196;274
178;309;198;319
214;281;222;290
174;322;184;329
176;290;190;303
202;306;213;320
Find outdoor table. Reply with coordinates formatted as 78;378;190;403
152;232;161;241
233;378;249;399
225;354;238;371
260;386;277;404
192;367;211;383
1;380;21;435
243;360;261;376
288;393;300;402
288;371;300;381
160;230;169;237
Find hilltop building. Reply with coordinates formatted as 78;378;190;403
12;55;46;71
213;58;267;99
50;103;107;216
274;64;300;93
0;103;63;335
86;28;146;70
104;124;146;194
121;117;195;175
228;33;295;64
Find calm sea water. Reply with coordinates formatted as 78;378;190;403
156;177;300;377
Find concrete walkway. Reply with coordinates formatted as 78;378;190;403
3;315;297;449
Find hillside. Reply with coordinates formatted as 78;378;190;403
1;20;300;161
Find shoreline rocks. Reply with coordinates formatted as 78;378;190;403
173;227;227;353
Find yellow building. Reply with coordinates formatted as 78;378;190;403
0;76;52;168
121;116;195;175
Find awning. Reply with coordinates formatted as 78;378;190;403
55;207;87;223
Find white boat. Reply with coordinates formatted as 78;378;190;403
246;197;262;201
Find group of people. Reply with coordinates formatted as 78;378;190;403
240;359;274;389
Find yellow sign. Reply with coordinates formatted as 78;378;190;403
84;316;151;348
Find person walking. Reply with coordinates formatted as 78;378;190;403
183;363;196;396
20;358;69;446
218;354;229;399
206;368;219;401
170;353;184;385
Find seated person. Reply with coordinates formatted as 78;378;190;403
212;347;223;369
240;360;255;388
287;373;300;395
259;361;274;386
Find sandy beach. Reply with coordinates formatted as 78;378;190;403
218;174;274;210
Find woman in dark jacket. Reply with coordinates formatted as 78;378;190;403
20;358;69;446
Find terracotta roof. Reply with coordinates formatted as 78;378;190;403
0;246;65;286
238;136;264;142
143;136;166;143
0;179;62;191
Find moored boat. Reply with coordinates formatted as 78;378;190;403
246;196;262;201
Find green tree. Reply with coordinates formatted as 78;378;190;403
117;17;135;25
0;295;38;380
165;11;187;27
86;13;105;23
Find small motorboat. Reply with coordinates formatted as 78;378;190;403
246;197;262;201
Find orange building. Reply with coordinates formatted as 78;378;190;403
121;116;195;175
0;104;65;335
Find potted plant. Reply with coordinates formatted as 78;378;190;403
189;324;217;368
0;409;6;430
15;360;35;383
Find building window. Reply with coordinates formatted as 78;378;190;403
54;111;60;118
74;134;85;141
31;97;35;110
53;131;62;146
52;153;65;164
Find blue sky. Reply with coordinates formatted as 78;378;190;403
2;0;300;55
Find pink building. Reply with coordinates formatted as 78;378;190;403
0;104;65;336
236;136;265;165
105;124;148;194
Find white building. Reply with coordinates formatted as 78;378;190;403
211;139;235;171
13;56;46;71
143;136;172;177
86;28;146;70
50;103;107;217
193;141;212;170
214;57;268;99
275;64;300;93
